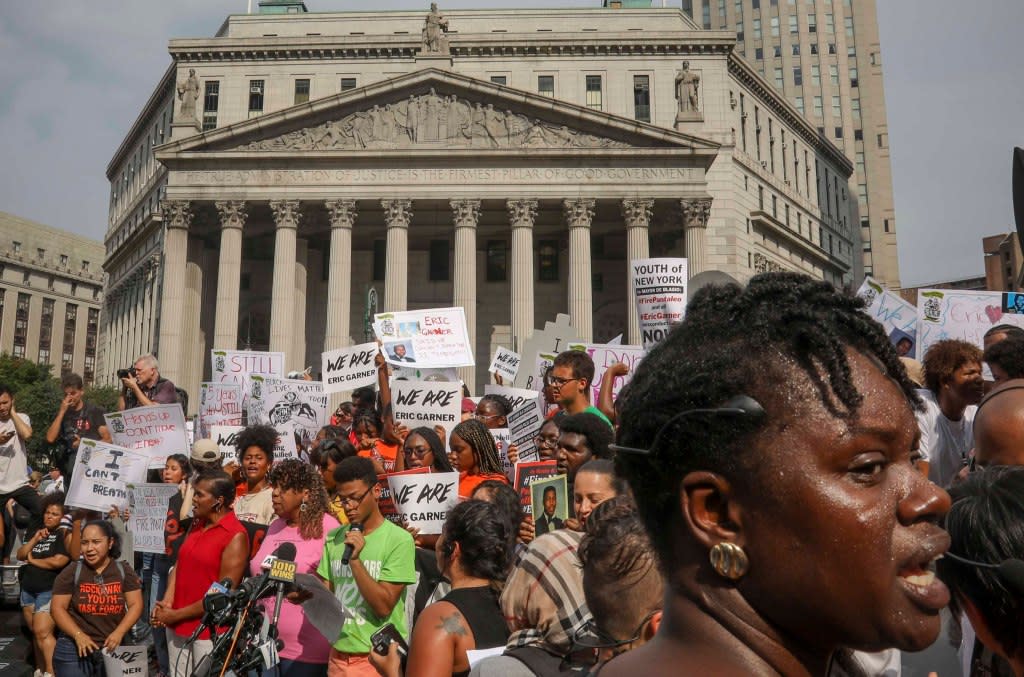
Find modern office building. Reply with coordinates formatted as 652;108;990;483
684;0;899;288
983;232;1023;293
101;0;857;401
0;211;106;383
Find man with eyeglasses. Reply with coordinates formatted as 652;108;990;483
317;456;415;676
549;351;613;428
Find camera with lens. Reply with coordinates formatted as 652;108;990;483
116;367;138;380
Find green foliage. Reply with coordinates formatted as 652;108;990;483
86;385;120;414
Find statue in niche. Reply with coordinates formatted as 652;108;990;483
675;61;701;113
421;3;449;54
176;68;201;121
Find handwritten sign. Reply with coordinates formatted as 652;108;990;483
105;403;189;469
508;399;543;463
391;380;463;443
514;461;559;514
66;439;150;512
248;377;328;447
489;347;522;382
491;428;514;481
198;382;242;439
566;343;645;407
321;343;380;394
210;425;244;466
632;258;687;349
128;483;180;554
856;277;919;358
378;467;429;526
374;307;475;368
273;421;300;462
211;350;284;386
387;471;459;534
915;288;1024;357
102;645;149;676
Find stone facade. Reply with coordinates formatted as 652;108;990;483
101;5;855;405
0;211;106;383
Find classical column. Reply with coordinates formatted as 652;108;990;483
139;261;153;353
622;199;654;346
451;199;480;392
213;201;246;350
293;238;308;371
145;256;160;355
324;200;357;350
182;238;208;414
157;200;191;385
681;198;713;277
508;199;538;352
564;198;596;342
269;200;301;355
382;199;412;312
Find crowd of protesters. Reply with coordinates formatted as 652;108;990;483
1;272;1023;677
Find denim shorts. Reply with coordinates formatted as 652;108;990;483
20;588;52;613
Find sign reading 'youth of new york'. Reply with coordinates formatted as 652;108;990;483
632;258;687;349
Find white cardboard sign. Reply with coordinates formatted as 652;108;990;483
105;404;189;469
391;380;463;443
915;288;1024;357
508;399;543;463
374;307;475;368
210;425;244;466
248;376;328;447
197;382;243;439
632;257;688;349
856;277;919;358
66;439;150;512
387;471;459;535
321;343;380;394
488;347;522;382
128;483;180;554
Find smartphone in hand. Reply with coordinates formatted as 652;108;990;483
370;623;408;658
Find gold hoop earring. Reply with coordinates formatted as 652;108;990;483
709;542;748;580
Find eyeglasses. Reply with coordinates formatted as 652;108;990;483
536;434;559;448
473;412;502;421
404;445;432;459
547;376;579;389
337;485;374;508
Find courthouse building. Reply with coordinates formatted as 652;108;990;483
101;0;857;401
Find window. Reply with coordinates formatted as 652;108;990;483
795;96;804;114
829;64;839;85
826;13;835;32
792;43;800;56
772;194;778;218
811;65;821;86
828;42;837;55
774;67;784;89
755;107;762;160
774;45;782;58
884;218;892;233
372;240;386;281
835;126;843;138
877;132;888;148
813;96;823;118
429;240;450;281
752;0;760;8
789;15;798;33
740;93;747;151
200;81;220;131
294;79;310;105
585;75;603;110
486;240;507;281
851;98;861;122
538;75;555;97
37;248;45;260
755;47;764;60
848;45;856;57
38;298;54;366
850;66;859;88
810;43;818;55
807;13;817;32
84;308;99;384
854;128;863;141
770;16;779;37
752;17;762;39
758;185;765;210
633;75;651;122
870;51;881;66
856;151;866;176
793;66;803;86
248;80;265;117
832;95;841;118
59;254;68;267
62;304;77;374
340;77;357;91
844;16;854;37
12;241;20;254
490;75;507;85
538;241;559;281
736;20;745;41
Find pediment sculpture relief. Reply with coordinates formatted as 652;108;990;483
236;89;631;151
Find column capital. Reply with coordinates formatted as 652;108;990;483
506;199;538;229
325;199;359;230
681;197;713;230
450;199;481;228
381;199;413;229
215;201;247;230
160;200;192;230
563;198;596;229
621;198;655;229
270;200;302;229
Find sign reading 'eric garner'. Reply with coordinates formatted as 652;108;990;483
915;288;1024;357
321;343;380;394
375;307;475;368
391;380;462;443
632;258;687;349
66;439;150;512
105;404;189;469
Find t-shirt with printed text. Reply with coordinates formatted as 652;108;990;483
51;560;141;645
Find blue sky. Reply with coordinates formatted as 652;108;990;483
1;0;1022;286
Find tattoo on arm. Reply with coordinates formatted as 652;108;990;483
437;611;468;637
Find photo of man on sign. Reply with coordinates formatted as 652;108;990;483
531;475;568;536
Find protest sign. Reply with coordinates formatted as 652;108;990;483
377;467;429;526
489;347;522;382
514;461;559;515
105;403;189;469
531;475;569;534
490;428;514;481
508;399;544;463
391;380;462;442
632;257;688;349
211;350;284;386
390;365;461;383
210;425;244;466
321;343;380;394
567;343;645;406
273;421;300;462
374;307;474;368
388;471;459;535
248;376;328;447
197;382;242;439
102;646;148;676
856;277;919;358
128;483;180;554
483;385;540;415
66;439;150;512
915;288;1024;357
514;314;582;390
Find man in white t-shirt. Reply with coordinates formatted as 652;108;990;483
0;383;42;532
916;340;984;487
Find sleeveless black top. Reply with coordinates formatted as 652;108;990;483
443;585;510;677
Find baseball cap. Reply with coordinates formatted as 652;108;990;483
191;438;223;463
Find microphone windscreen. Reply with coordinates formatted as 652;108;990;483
998;559;1024;598
276;541;298;562
350;522;364;533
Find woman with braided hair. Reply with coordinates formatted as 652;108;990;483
449;419;508;500
252;458;337;675
606;272;953;677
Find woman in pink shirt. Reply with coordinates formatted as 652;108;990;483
252;458;338;676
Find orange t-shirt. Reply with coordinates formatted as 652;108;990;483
458;471;509;500
358;441;400;473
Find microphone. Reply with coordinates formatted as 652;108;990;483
341;523;363;566
269;543;299;629
943;552;1024;598
238;543;298;602
186;578;235;645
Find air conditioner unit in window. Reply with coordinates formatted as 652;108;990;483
250;85;263;94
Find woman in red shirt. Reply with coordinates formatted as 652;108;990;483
152;471;248;677
449;419;509;500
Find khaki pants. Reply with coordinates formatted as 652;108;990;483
328;649;378;677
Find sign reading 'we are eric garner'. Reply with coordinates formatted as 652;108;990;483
128;483;180;554
374;307;475;368
391;380;463;443
105;404;189;469
387;471;460;535
321;342;380;395
66;439;150;512
856;277;919;359
488;347;522;382
632;258;688;349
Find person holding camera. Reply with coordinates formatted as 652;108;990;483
45;373;110;483
116;354;179;411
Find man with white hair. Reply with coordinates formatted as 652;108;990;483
117;353;179;410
